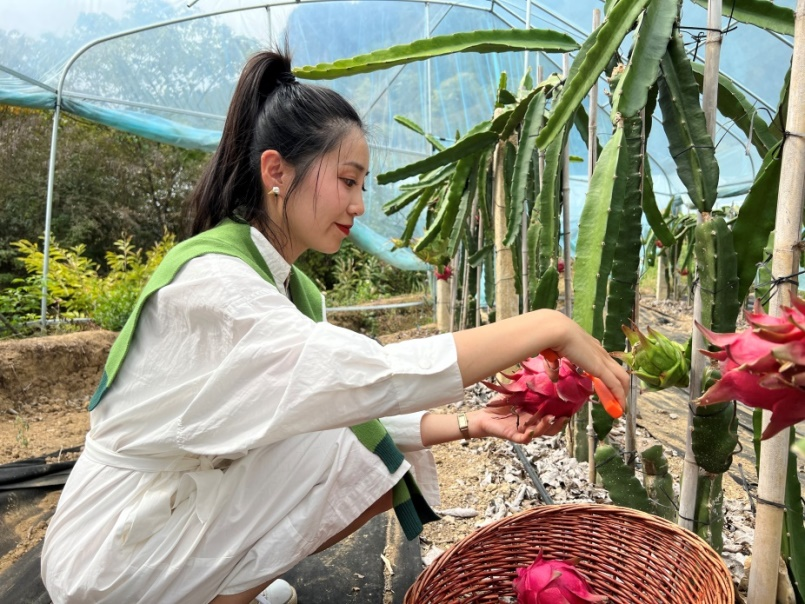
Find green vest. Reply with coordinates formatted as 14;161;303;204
89;218;438;540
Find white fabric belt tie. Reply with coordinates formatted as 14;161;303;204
83;436;223;546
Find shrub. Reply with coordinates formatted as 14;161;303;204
1;232;175;332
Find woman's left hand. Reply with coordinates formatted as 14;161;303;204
468;396;567;444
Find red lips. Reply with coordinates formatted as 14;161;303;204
336;223;351;235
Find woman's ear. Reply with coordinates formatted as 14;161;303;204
260;149;288;193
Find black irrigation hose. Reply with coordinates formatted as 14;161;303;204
512;443;554;505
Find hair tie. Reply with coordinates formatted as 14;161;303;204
277;72;297;86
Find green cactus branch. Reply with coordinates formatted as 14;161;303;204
573;124;628;339
594;444;654;514
572;105;604;160
377;130;497;185
692;402;739;475
642;164;676;247
505;93;546;246
447;164;478;258
294;29;578;80
611;0;678;119
393;115;447;152
689;0;794;36
641;445;678;522
398;187;433;245
694;474;725;551
657;29;719;213
690;63;779;158
602;115;644;354
536;0;651;150
732;141;783;302
413;155;475;252
693;216;740;334
532;126;565;279
782;429;805;597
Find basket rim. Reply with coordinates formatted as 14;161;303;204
407;502;735;603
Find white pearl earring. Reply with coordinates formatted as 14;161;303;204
271;186;280;196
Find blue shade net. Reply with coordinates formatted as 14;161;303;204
0;0;795;270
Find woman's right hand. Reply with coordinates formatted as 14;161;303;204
452;308;629;412
541;312;629;411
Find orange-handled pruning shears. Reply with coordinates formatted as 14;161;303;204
540;349;560;363
587;375;624;419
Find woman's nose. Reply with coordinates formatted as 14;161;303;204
349;195;365;217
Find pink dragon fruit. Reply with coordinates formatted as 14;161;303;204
434;263;452;280
483;354;594;421
697;297;805;439
513;550;607;604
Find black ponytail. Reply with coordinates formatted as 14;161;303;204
186;45;364;244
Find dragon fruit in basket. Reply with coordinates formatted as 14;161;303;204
513;550;608;604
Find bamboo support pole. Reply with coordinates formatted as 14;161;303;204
493;108;519;321
450;247;461;331
562;52;573;319
586;11;600;484
747;2;805;600
562;52;585;461
679;0;723;534
460;246;470;330
656;254;667;300
436;277;451;332
521;0;532;313
461;192;480;330
670;246;679;302
476;212;484;327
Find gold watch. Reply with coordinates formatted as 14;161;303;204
457;412;470;441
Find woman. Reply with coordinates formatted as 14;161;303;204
41;47;628;604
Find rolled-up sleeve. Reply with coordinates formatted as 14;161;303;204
380;412;441;506
380;412;428;452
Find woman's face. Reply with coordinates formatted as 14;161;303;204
281;127;369;263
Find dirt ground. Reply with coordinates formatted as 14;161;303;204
1;298;801;597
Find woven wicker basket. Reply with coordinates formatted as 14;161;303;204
405;504;735;603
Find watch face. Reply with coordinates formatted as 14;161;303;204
458;414;469;438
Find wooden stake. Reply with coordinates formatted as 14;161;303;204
450;247;460;331
562;52;573;319
656;254;667;300
748;2;805;600
436;277;451;332
476;211;484;327
461;191;480;330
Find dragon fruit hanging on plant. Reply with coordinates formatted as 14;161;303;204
696;297;805;439
612;324;689;391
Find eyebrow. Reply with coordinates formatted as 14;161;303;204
341;160;370;175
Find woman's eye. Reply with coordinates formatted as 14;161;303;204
342;178;356;187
